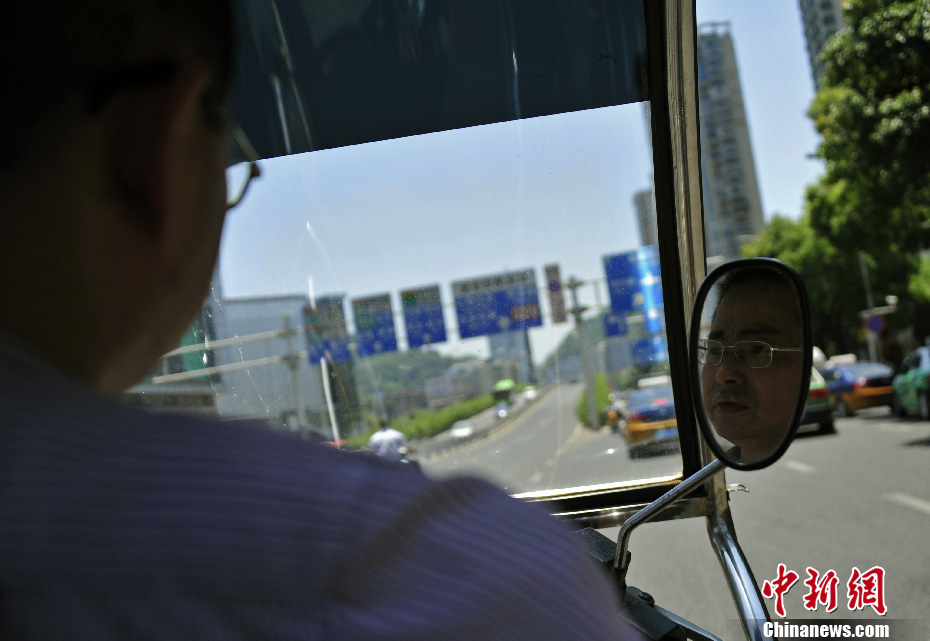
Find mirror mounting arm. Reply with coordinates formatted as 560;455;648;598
612;457;727;590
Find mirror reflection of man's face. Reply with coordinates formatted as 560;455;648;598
701;279;803;462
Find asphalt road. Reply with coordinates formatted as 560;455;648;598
616;405;930;638
424;388;930;638
422;382;681;493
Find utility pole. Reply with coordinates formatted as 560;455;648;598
565;277;600;430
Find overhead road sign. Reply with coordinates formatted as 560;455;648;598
632;336;669;366
352;293;398;357
603;313;629;338
304;296;351;363
401;285;447;348
604;251;640;314
604;245;664;333
452;269;543;339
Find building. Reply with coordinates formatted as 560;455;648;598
697;22;765;263
799;0;846;89
633;187;657;247
125;270;228;415
214;294;365;436
487;328;536;384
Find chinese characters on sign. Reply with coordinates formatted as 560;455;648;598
451;269;542;339
762;565;887;618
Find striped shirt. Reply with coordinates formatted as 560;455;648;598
0;335;636;640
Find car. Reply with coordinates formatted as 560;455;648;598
892;346;930;419
449;420;476;439
819;362;894;417
800;368;835;434
621;384;679;458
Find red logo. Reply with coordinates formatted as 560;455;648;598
762;565;888;617
761;563;799;617
847;566;887;616
802;567;839;613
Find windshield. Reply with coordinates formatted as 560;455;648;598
130;0;683;496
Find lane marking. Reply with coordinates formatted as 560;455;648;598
784;460;815;473
879;424;914;433
885;492;930;517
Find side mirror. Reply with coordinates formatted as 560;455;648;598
689;258;812;470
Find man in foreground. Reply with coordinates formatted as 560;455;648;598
0;1;634;638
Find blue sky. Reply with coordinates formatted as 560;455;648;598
218;2;826;363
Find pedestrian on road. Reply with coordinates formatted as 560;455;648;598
368;417;411;462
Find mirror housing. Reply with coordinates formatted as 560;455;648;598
689;258;812;470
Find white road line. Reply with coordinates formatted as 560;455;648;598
885;492;930;517
879;424;914;433
784;460;815;473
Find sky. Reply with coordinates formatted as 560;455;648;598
217;2;827;365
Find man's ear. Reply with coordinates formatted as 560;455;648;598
102;60;217;263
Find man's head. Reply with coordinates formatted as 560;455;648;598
0;1;234;392
700;268;804;462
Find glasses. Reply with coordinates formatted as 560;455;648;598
697;339;803;369
226;123;262;210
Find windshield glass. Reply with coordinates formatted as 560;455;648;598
130;0;685;495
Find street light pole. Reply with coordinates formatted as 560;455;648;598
566;277;600;430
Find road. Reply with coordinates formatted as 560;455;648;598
422;382;681;493
424;388;929;638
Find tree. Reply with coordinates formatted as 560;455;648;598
811;1;930;284
742;215;862;355
749;0;930;355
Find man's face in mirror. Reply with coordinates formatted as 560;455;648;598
701;276;803;462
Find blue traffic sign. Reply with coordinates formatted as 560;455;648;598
604;246;664;332
866;314;884;332
604;251;640;314
401;285;447;348
353;294;398;357
452;269;542;339
603;313;628;338
304;296;351;363
632;336;669;366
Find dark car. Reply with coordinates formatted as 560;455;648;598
621;384;679;458
892;347;930;419
820;362;894;417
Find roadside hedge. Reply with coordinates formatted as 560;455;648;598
346;393;497;449
575;372;611;427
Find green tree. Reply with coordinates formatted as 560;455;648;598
811;1;930;312
742;215;861;355
748;0;930;354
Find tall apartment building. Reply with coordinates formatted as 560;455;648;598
633;187;657;247
697;22;764;263
799;0;846;89
488;328;536;384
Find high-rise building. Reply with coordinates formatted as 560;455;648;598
799;0;846;89
697;22;765;263
488;328;536;384
633;187;657;247
215;294;328;429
